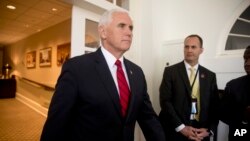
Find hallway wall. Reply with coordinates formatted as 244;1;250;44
4;19;71;107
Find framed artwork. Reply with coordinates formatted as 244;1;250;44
39;47;52;67
26;51;36;68
57;43;71;66
85;19;100;48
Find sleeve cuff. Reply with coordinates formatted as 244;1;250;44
209;130;214;136
175;124;185;132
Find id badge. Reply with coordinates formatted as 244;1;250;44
190;98;198;120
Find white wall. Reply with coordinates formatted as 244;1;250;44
147;0;250;112
148;0;249;141
151;0;247;96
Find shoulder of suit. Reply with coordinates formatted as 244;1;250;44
67;53;89;61
124;58;141;69
227;75;249;85
63;52;97;67
165;61;183;70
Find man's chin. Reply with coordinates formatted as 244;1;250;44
121;46;131;51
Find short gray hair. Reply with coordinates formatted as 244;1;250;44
98;9;129;27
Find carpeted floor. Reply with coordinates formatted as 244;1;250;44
0;98;46;141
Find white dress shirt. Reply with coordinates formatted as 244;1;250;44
101;47;130;96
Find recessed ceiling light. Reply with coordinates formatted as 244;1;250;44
6;5;16;10
52;8;58;11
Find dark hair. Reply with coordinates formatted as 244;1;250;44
185;34;203;47
244;45;250;58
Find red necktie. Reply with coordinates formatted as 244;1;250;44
115;60;131;117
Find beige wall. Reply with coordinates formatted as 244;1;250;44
0;48;3;74
4;19;71;107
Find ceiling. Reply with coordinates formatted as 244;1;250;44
0;0;72;47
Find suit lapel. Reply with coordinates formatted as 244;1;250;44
198;65;206;119
178;62;192;97
94;49;121;117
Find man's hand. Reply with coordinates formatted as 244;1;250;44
180;126;198;140
195;128;210;140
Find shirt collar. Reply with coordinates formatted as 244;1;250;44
184;60;199;70
101;46;124;68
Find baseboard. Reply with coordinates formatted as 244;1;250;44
16;93;48;117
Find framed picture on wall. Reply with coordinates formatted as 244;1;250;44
57;42;71;66
39;47;52;67
26;51;36;68
85;19;100;48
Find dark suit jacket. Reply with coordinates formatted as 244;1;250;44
41;48;165;141
159;61;219;141
219;75;250;141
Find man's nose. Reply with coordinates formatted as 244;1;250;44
187;47;193;52
125;27;132;36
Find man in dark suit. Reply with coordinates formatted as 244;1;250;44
159;34;219;141
40;9;165;141
219;45;250;141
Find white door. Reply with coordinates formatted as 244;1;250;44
161;39;184;69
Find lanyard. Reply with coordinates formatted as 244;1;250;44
191;69;199;91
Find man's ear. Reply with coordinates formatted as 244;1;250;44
98;25;106;39
200;47;204;54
